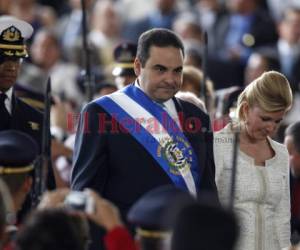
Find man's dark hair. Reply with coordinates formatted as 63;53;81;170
171;203;238;250
137;28;184;67
285;121;300;153
139;237;166;250
15;210;89;250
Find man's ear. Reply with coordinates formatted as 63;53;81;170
134;57;141;76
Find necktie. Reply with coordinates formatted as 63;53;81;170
0;93;11;130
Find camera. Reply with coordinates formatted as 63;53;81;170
64;191;95;214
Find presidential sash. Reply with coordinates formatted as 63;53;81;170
94;85;200;195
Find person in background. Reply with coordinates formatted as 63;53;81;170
0;130;39;249
18;28;84;108
0;185;7;245
55;0;95;62
122;0;179;43
127;185;195;250
0;16;41;149
0;15;55;216
214;71;293;250
0;0;12;15
0;194;6;248
244;50;280;86
16;185;199;250
172;13;202;45
284;121;300;245
275;8;300;141
213;86;243;132
111;42;137;89
0;178;15;250
171;195;239;250
15;209;90;250
175;91;206;113
31;188;137;250
183;43;203;70
276;7;300;93
94;82;118;99
207;0;278;88
34;187;204;250
88;0;122;67
181;65;215;115
194;0;225;31
0;130;38;215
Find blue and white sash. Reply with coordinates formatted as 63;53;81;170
94;85;200;195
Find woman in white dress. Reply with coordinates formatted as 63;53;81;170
214;71;293;250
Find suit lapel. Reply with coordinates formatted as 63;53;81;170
174;97;207;173
173;97;202;139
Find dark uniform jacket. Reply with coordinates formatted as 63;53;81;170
10;93;44;147
1;92;56;219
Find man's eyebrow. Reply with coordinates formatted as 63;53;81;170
153;64;168;69
174;66;183;72
153;64;183;71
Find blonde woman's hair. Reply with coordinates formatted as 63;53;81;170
236;71;293;121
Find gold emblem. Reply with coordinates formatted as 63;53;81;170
28;121;39;130
2;26;21;42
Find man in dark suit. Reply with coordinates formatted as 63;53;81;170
284;121;300;244
276;7;300;93
71;28;218;250
0;16;55;213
